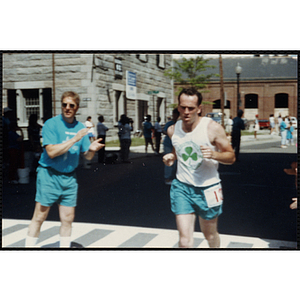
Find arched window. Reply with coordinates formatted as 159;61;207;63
275;93;288;108
245;94;258;108
213;99;231;109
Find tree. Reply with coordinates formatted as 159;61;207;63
164;56;218;103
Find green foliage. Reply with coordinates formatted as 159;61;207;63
167;103;178;109
164;56;218;93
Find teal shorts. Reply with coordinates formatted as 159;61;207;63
35;166;78;207
170;179;223;220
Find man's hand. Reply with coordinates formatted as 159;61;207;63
200;145;214;159
84;138;105;160
290;198;297;209
74;128;89;142
163;153;176;167
89;138;105;152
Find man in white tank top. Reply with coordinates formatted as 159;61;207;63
163;88;235;248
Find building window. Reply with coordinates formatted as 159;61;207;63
275;93;288;108
114;58;123;79
213;99;231;109
157;54;165;69
20;89;42;125
245;94;258;108
137;54;148;63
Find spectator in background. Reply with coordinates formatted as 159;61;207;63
225;115;233;135
8;121;24;184
3;107;14;166
143;115;156;155
231;109;245;162
118;114;133;163
254;114;259;139
279;117;287;148
269;114;275;135
286;121;294;146
97;115;109;163
154;116;163;155
277;114;282;135
27;114;43;174
163;108;179;185
285;116;290;126
85;116;95;142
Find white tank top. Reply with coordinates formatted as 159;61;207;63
172;117;220;187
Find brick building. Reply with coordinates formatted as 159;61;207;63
2;53;173;140
175;55;298;122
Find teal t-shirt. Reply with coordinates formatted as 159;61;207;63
280;121;287;132
39;114;90;173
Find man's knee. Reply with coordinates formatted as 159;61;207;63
32;204;49;224
203;231;217;242
179;236;193;248
61;213;75;224
59;208;75;225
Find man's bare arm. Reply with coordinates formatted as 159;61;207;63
45;128;89;159
162;125;177;166
202;121;235;165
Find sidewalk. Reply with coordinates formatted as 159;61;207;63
2;218;297;249
86;129;296;165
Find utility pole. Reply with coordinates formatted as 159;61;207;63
52;53;56;116
219;55;225;128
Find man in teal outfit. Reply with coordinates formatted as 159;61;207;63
25;91;105;248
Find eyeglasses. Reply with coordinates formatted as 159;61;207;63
62;103;76;109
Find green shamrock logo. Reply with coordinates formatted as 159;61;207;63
182;146;198;162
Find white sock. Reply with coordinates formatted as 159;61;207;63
60;236;71;248
25;236;38;247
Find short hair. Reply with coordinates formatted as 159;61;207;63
178;87;202;106
238;110;244;118
98;115;104;122
61;91;80;106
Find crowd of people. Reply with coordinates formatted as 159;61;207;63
3;108;43;184
276;114;295;148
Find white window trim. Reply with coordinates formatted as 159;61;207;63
157;54;165;69
138;54;148;63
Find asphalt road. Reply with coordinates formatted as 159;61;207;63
2;138;297;242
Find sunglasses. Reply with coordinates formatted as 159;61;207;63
62;103;76;109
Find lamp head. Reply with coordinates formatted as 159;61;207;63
235;63;242;75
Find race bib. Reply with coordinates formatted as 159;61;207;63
204;183;223;208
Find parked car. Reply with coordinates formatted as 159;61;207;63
206;112;222;124
258;119;270;129
242;118;249;130
289;116;298;129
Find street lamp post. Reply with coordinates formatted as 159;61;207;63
235;63;242;116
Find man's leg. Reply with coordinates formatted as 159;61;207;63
26;202;51;246
175;213;196;248
150;139;155;152
58;205;75;247
199;216;220;248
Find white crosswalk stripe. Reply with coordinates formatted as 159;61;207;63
2;219;297;249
